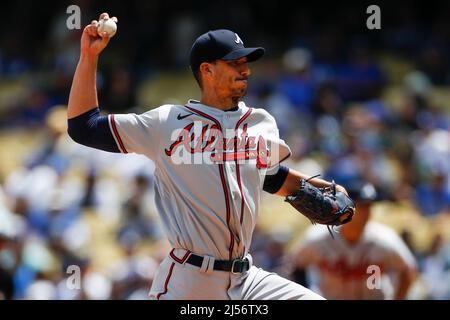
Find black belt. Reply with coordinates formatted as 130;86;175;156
186;254;250;274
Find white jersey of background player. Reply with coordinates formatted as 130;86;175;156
290;183;417;299
67;13;351;300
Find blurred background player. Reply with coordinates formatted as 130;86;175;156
287;182;418;299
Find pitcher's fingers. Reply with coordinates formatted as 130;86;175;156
111;16;118;23
86;23;99;37
100;32;111;46
99;12;110;21
84;24;94;37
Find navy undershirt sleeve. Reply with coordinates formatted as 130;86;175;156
67;107;120;153
263;165;289;194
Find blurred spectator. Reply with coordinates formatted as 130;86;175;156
418;45;449;85
278;47;316;115
110;238;158;300
334;42;385;102
12;85;57;128
420;234;450;299
414;172;450;216
25;105;72;174
117;173;162;244
99;67;137;113
250;226;288;273
0;189;24;300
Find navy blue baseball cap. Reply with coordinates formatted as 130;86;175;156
347;181;378;203
189;29;265;72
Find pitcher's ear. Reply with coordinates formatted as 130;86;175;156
200;62;213;75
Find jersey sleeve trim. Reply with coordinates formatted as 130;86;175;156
278;152;291;164
67;107;120;153
109;114;128;154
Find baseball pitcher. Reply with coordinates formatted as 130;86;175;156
67;13;354;300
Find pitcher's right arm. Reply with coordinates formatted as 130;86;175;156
66;13;123;153
68;13;116;118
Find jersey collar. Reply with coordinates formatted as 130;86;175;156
186;99;248;117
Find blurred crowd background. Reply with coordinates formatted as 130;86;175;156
1;0;449;299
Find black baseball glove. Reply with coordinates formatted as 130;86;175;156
285;175;355;236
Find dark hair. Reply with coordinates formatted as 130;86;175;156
192;67;202;89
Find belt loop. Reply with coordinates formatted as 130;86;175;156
206;256;215;275
199;255;215;274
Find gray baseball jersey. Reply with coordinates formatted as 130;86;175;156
109;100;291;261
294;222;417;299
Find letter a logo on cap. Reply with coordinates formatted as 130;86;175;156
235;33;243;45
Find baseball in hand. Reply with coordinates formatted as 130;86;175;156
97;17;117;38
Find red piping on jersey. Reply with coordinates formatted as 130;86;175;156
156;262;175;300
277;152;292;165
218;163;234;260
185;106;235;260
234;108;253;225
235;108;252;134
109;114;128;153
169;249;191;264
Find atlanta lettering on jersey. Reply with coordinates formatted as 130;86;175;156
164;121;269;167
